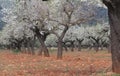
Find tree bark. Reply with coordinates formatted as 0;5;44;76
57;39;63;59
62;42;68;52
102;0;120;73
29;40;35;55
57;26;68;59
76;39;84;51
94;44;99;52
32;26;50;57
88;37;100;52
78;44;82;51
70;41;74;52
37;34;50;57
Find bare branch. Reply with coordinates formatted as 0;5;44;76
42;29;59;38
71;15;94;25
49;18;66;26
63;0;74;23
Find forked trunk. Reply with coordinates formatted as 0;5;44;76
77;39;84;51
37;35;50;57
32;26;50;57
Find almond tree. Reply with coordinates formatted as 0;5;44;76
85;24;109;52
64;26;86;51
14;0;50;57
48;0;95;59
1;2;35;54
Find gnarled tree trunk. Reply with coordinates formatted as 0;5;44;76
37;33;50;57
102;0;120;73
32;26;50;57
76;38;84;51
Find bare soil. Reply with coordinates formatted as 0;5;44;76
0;50;112;76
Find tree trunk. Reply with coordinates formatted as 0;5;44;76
16;44;21;51
62;42;68;52
78;43;82;51
100;45;104;50
64;46;68;52
102;0;120;73
57;39;63;59
71;42;74;52
77;39;84;51
88;45;92;51
94;47;99;52
29;40;35;55
32;26;50;57
94;44;99;52
37;35;50;57
57;26;68;59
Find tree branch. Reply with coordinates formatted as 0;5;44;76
71;15;94;25
102;0;114;9
49;18;66;26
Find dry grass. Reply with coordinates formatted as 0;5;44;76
0;49;112;76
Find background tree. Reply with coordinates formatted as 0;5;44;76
49;0;95;59
14;0;50;57
86;24;109;52
64;26;86;51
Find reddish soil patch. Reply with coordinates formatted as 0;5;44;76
0;50;112;76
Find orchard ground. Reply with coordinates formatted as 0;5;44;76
0;49;118;76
